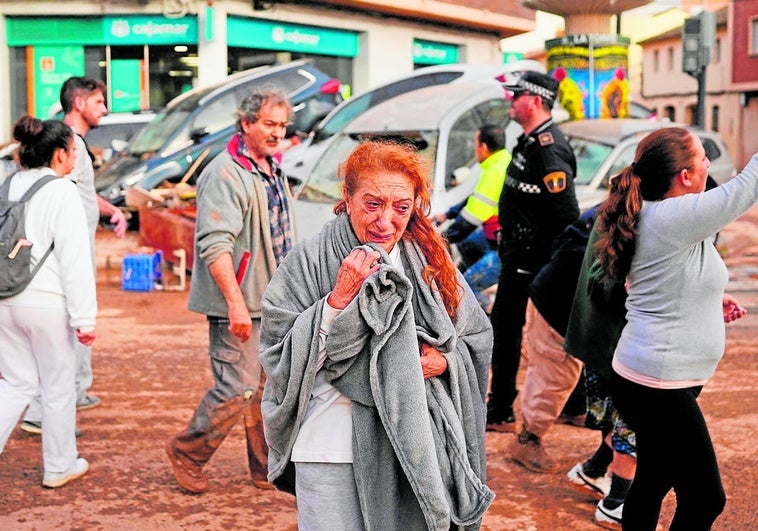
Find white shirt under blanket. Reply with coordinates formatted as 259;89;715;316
291;245;403;463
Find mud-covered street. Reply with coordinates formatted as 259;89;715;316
1;207;757;530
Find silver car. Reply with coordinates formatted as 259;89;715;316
559;118;736;211
291;81;512;241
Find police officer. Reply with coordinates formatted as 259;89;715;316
487;71;580;432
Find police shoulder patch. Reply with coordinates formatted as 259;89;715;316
538;132;554;146
543;171;567;193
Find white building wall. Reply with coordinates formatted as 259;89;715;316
639;25;742;166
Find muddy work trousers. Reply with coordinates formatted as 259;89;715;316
172;317;268;483
520;300;583;438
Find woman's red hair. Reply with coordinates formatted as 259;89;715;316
334;141;462;317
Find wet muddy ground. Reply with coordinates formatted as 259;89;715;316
1;208;757;530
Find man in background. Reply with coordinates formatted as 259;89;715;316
435;124;510;311
165;87;294;494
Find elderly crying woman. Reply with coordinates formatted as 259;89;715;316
260;141;494;530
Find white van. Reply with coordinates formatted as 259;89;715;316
282;61;547;187
291;81;512;241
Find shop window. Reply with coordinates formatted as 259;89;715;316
149;45;198;108
9;47;28;121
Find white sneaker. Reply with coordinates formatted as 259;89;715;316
567;462;611;499
42;458;89;488
594;499;623;530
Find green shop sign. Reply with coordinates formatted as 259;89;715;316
6;16;197;46
227;17;358;57
105;15;197;45
413;40;458;65
33;46;85;118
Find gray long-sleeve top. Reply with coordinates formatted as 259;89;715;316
613;154;758;384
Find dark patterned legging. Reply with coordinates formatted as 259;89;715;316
610;373;726;531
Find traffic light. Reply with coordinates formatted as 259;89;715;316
682;11;716;76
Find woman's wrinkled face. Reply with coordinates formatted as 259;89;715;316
345;171;416;253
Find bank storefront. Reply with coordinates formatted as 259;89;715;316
5;14;363;120
1;2;508;144
7;16;200;118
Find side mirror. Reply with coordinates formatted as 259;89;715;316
111;139;129;153
190;127;210;143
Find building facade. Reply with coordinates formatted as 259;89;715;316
638;2;758;168
0;0;536;143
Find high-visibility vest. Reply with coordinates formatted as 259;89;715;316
460;148;511;227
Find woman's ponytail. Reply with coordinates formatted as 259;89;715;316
595;165;643;282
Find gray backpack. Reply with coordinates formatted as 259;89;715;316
0;173;57;299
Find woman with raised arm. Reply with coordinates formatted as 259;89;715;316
594;127;757;530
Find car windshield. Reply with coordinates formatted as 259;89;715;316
312;72;462;143
568;137;614;186
298;130;438;202
127;91;207;155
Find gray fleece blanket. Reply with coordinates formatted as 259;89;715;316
260;213;494;530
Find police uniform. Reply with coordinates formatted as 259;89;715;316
498;119;578;272
487;71;580;427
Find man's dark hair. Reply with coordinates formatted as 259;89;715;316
59;77;106;114
478;124;505;153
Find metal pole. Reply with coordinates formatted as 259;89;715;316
697;68;706;128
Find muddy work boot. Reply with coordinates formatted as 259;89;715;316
165;437;208;494
243;386;274;490
166;394;248;494
508;427;560;473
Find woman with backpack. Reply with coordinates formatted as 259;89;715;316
0;116;96;488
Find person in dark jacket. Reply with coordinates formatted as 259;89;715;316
508;208;595;473
564;218;636;531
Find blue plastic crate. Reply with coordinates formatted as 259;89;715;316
122;252;162;292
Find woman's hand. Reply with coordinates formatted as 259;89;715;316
327;248;382;310
723;293;747;323
76;328;96;346
419;342;448;379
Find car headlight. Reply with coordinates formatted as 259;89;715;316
120;170;147;190
106;185;125;200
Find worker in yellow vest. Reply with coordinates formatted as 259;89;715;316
434;124;511;310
